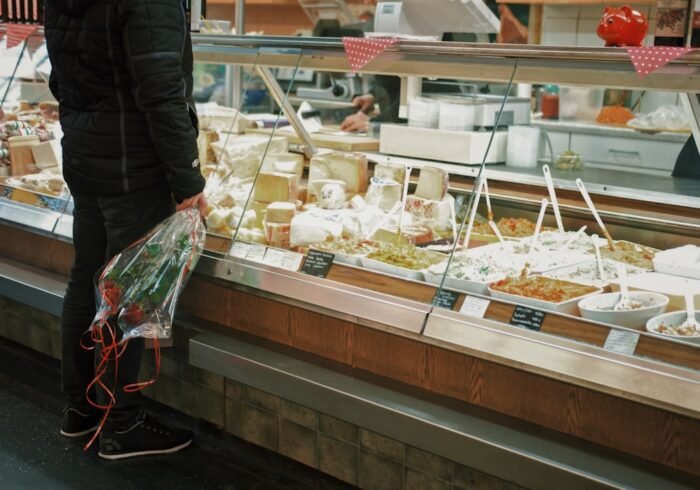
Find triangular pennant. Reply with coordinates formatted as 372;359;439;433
6;24;39;49
626;46;693;78
342;37;398;73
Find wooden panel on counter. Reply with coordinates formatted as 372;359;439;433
326;263;438;303
0;224;72;276
179;279;700;478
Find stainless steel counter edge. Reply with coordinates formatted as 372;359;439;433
196;254;431;333
425;309;700;420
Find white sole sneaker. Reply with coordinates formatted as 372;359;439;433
97;439;192;460
60;425;100;438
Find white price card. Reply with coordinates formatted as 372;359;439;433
263;248;286;268
279;251;305;272
229;242;252;259
459;296;490;319
246;244;267;263
604;329;640;356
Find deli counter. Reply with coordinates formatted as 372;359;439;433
2;32;700;489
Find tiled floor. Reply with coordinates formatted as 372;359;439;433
0;337;354;490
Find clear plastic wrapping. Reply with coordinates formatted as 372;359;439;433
91;208;206;341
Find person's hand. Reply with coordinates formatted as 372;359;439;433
352;94;375;114
497;5;528;44
176;192;208;220
341;112;370;133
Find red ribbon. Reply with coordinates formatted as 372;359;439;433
4;23;38;49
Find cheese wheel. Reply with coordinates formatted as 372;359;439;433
309;152;368;193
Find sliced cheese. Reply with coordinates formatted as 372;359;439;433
253;172;299;203
309;152;368;193
265;222;292;248
415;166;449;201
266;202;297;224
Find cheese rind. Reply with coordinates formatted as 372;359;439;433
415;166;449;201
309;152;368;193
266;202;297;224
253;172;299;203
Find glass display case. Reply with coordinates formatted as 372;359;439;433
2;28;700;480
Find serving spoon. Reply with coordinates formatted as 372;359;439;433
677;292;699;336
592;234;605;282
613;262;632;311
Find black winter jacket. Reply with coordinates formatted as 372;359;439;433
44;0;206;200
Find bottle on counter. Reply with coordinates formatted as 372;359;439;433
540;85;560;120
653;0;692;46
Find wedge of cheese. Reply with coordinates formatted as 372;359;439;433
365;178;402;212
415;166;449;201
373;161;406;184
309;152;368;193
290;210;344;248
253;172;299;203
266;202;297;224
405;194;455;229
261;152;304;180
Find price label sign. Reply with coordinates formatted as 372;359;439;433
460;296;490;319
263;248;286;268
246;244;267;263
510;305;546;331
301;250;335;278
604;329;640;356
279;252;305;272
229;242;252;259
433;290;459;310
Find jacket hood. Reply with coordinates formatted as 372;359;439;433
47;0;93;16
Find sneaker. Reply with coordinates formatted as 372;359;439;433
60;408;101;438
98;413;192;460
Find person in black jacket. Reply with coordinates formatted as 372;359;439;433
45;0;206;459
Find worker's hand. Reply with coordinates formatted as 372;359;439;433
341;112;370;133
497;5;528;44
176;192;208;220
352;94;376;114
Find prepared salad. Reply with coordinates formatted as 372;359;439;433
310;239;378;256
366;244;445;271
600;241;657;270
543;259;643;288
490;276;600;304
428;252;524;283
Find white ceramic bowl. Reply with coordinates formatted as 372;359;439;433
578;292;669;329
646;311;700;344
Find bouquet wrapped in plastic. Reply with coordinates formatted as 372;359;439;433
91;208;206;341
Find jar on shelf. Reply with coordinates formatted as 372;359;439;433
540;84;559;119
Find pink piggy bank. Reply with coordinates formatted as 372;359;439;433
596;6;648;47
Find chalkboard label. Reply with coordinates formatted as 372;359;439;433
433;290;459;310
510;305;546;331
301;250;335;278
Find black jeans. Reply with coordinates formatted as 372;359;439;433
61;182;175;429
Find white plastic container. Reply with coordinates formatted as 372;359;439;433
506;126;541;168
438;99;482;132
408;97;440;129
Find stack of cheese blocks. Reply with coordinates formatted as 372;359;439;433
290;152;370;248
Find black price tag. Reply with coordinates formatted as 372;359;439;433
301;250;335;278
510;305;546;331
433;290;459;310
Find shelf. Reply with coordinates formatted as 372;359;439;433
192;35;700;92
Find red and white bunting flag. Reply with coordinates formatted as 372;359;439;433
5;23;39;49
626;46;693;78
342;37;398;73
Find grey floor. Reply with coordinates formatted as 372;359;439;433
0;337;353;490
